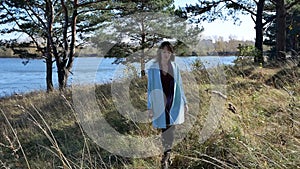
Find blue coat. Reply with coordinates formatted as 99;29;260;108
147;61;187;128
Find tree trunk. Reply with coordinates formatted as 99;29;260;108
140;19;146;77
65;0;77;83
276;0;287;61
46;0;54;92
254;0;264;64
296;35;300;67
57;66;67;90
46;53;54;92
141;48;146;76
289;35;298;60
47;0;66;90
55;0;77;91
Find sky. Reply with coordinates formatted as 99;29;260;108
174;0;256;41
0;0;256;42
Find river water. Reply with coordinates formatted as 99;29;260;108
0;56;236;98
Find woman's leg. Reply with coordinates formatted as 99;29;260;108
161;125;175;168
161;125;175;153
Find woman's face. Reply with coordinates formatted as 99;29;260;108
161;47;172;63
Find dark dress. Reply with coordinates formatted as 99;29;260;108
160;62;174;126
160;62;175;153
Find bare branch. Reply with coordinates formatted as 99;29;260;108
251;14;256;22
215;2;226;14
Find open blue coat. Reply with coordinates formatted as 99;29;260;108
147;61;187;129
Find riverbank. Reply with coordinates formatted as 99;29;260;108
0;54;240;58
0;61;299;168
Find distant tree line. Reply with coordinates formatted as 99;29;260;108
0;37;254;57
195;37;254;56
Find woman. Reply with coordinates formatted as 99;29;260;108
147;41;188;169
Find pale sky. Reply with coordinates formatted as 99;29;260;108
174;0;256;41
0;1;256;42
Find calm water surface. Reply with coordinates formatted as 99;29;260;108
0;56;236;98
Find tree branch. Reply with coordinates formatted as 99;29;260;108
61;0;68;61
251;14;256;22
24;8;41;30
24;1;47;29
1;4;42;53
77;4;132;15
66;0;78;71
78;0;108;8
269;0;276;5
262;15;276;27
227;0;256;16
47;0;60;64
286;0;300;11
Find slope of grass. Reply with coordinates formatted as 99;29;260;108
0;60;299;168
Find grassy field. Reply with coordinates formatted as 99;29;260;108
0;59;299;169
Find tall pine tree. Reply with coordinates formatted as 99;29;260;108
92;0;202;76
180;0;278;64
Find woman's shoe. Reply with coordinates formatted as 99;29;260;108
161;151;172;169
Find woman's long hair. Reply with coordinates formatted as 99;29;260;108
155;41;175;63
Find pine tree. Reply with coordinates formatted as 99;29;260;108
92;0;202;76
264;5;300;63
180;0;278;64
0;0;111;91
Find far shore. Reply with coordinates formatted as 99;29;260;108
0;54;239;59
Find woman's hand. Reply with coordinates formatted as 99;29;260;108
148;109;153;119
184;104;188;113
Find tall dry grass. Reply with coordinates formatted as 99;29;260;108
0;59;299;168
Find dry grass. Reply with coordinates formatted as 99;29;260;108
0;60;299;168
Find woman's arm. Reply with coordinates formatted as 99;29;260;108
147;69;152;110
177;64;188;113
177;64;187;104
